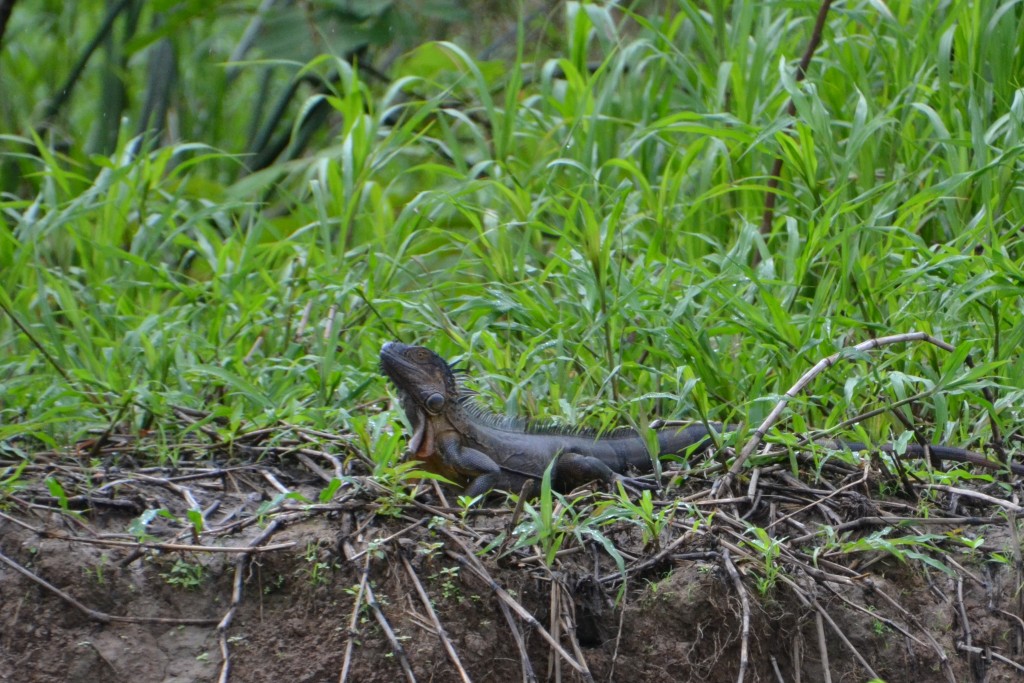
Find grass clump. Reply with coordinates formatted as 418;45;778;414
0;1;1021;469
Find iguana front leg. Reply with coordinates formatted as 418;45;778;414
554;452;659;494
437;433;505;496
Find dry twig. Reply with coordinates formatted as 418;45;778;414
716;332;957;495
216;519;284;683
339;548;371;683
557;581;594;682
338;538;417;682
438;527;592;679
363;565;418;682
955;643;1024;674
400;554;472;683
722;548;750;683
0;545;217;626
813;611;832;683
921;484;1024;513
758;0;834;240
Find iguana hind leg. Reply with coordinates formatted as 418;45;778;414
554;452;658;494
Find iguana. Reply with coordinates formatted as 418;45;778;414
380;342;1023;495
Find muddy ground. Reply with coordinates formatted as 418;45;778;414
2;445;1024;683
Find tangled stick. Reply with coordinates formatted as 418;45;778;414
438;526;592;680
722;549;750;683
714;332;962;496
400;554;471;683
338;551;370;683
216;520;284;683
340;540;417;683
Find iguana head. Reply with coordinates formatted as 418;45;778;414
380;342;464;456
379;342;460;412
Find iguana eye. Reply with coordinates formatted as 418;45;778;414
425;393;445;413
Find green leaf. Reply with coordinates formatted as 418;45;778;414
319;478;343;504
46;478;69;511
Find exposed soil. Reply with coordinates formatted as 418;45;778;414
2;441;1024;683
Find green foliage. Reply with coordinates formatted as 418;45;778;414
0;460;28;498
613;487;676;552
3;2;1020;454
84;554;109;586
302;541;337;586
741;526;783;595
429;566;462;602
319;477;343;504
185;507;204;536
127;507;181;542
161;558;207;590
2;2;1023;587
44;477;70;511
255;491;311;523
511;460;568;567
841;529;955;577
508;460;627;574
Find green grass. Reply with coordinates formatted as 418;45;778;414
1;1;1022;471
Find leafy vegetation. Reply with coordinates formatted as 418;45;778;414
2;0;1023;591
161;558;207;590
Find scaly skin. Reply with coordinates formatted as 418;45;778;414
379;342;724;495
380;342;1023;495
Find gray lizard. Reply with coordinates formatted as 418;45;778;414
380;342;1023;495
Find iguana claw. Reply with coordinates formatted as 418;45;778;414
612;473;660;496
